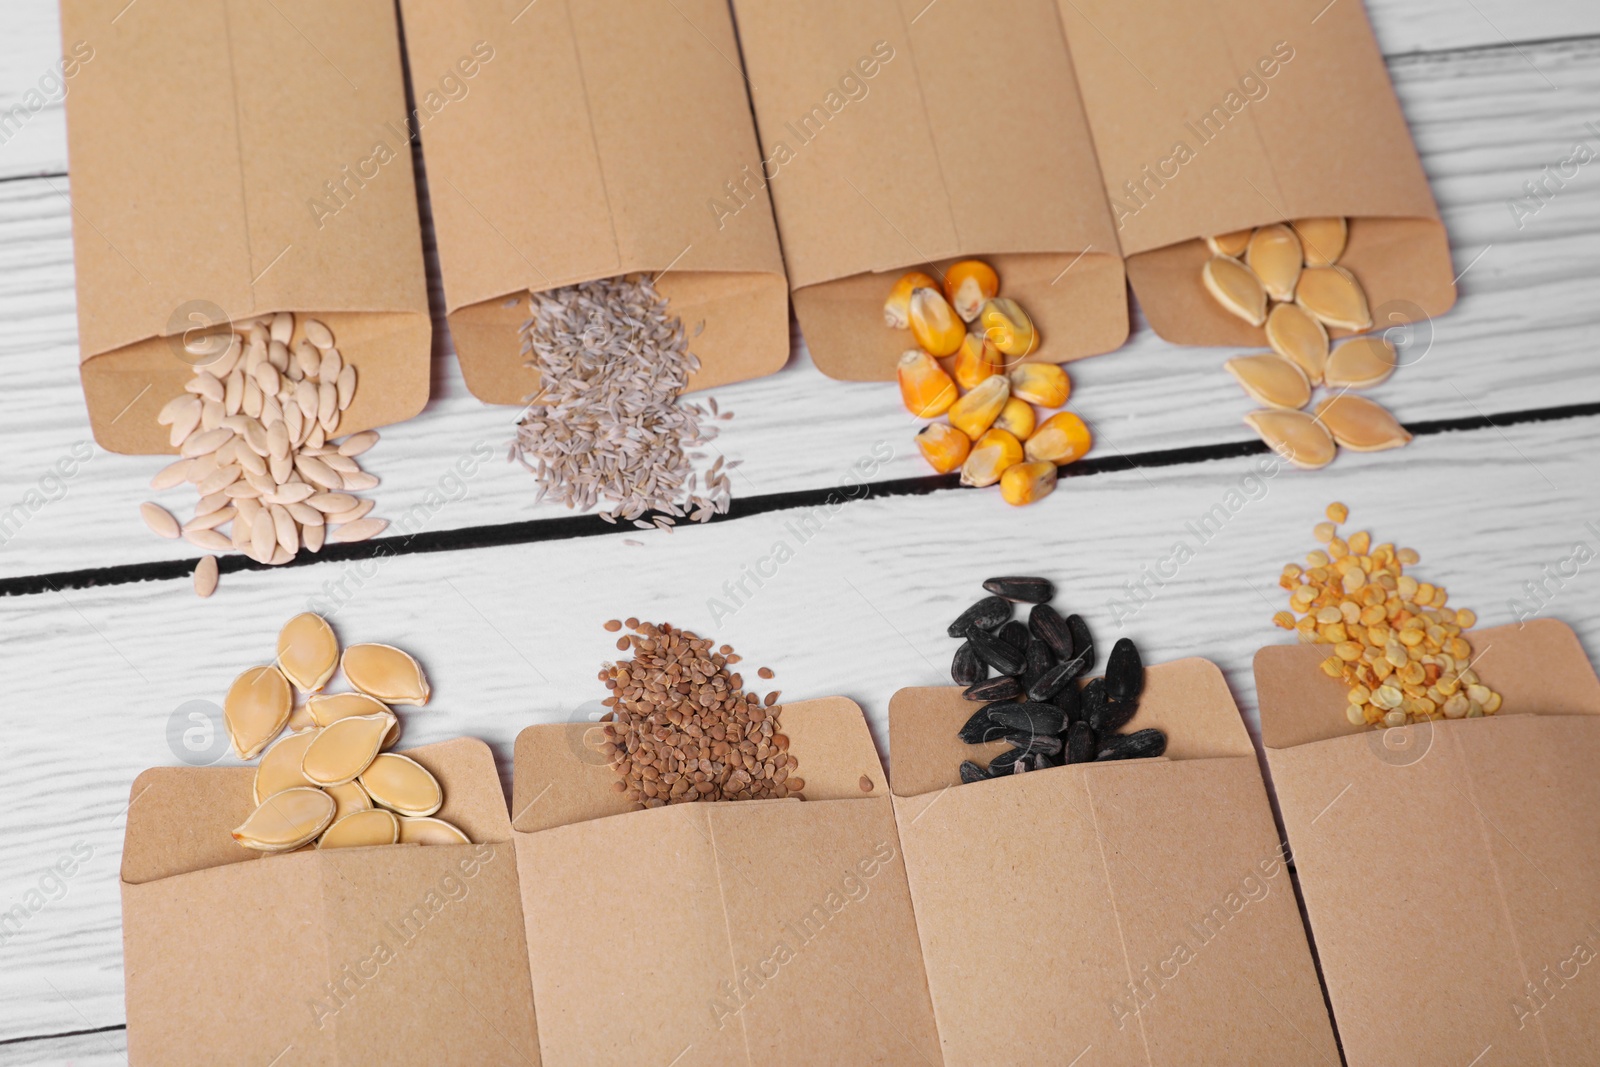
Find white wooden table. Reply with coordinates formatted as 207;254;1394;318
2;1;1598;1062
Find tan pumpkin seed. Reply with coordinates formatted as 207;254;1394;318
193;555;219;598
1292;217;1347;267
1324;336;1398;389
398;816;470;846
1201;256;1268;327
325;779;372;821
253;728;321;803
1246;224;1303;301
331;518;387;543
304;318;334;350
360;753;443;817
1315;394;1411;452
185;528;233;552
338;471;379;492
307;491;357;514
337;364;356;410
1206;229;1253;257
1225;354;1312;410
300;711;395;786
342;644;430;705
307;691;389;728
1297;266;1371;330
139;502;181;539
1243;409;1337;470
182;506;235;533
303;521;325;553
277;612;339;692
1264;303;1329;385
338;430;378;457
231;787;333;853
317;808;398;849
270;311;294;345
224;665;293;759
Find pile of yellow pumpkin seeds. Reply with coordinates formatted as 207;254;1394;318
1274;503;1503;727
886;259;1091;506
596;620;799;808
1204;219;1412;469
226;614;469;852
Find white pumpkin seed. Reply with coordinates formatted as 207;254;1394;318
250;510;276;563
307;491;357;513
331;518;388;544
337;364;356;410
193;555;219;598
269;311;294;346
287;501;324;526
294;340;321;380
194;491;228;517
196;464;242;497
242;377;263;419
185;528;233;551
322;452;359;475
232;787;333;852
187;372;224;403
304;318;334;349
339;471;379;492
139;502;181;539
338;430;378;457
320;347;342;383
327;499;374;525
303;522;325;553
150;459;191;490
183;506;236;533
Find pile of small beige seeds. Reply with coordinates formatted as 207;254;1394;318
597;620;800;808
1274;503;1502;728
141;312;388;598
227;614;469;852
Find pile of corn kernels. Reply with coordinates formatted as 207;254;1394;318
1274;503;1503;727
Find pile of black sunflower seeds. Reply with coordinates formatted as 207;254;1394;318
948;576;1167;783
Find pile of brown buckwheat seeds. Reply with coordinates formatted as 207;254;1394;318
597;620;799;808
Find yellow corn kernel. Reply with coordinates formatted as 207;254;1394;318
1008;362;1071;407
896;350;957;418
951;333;1004;390
1000;461;1058;506
948;375;1010;440
883;270;940;329
909;287;964;356
979;297;1038;358
993;397;1036;440
973;427;1023;470
943;259;1000;322
914;422;970;474
1023;411;1092;465
960;444;1012;488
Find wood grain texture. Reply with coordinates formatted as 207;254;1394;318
0;37;1598;580
1;416;1597;1040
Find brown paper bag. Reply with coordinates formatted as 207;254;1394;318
889;659;1339;1065
59;0;432;455
1058;0;1455;345
396;0;789;404
729;0;1128;381
120;738;540;1066
1258;618;1600;1065
510;696;942;1065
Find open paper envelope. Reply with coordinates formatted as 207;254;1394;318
396;0;789;404
59;0;431;454
1258;618;1600;1066
119;738;539;1066
511;697;944;1066
1058;0;1455;345
730;0;1128;381
889;659;1340;1065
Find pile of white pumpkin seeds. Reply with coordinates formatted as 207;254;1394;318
511;276;735;531
949;576;1163;782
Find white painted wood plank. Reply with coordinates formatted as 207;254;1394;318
0;1030;126;1067
1;38;1598;579
0;1;70;182
1;415;1597;1039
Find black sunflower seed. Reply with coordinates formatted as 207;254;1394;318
1066;614;1094;670
1003;731;1063;757
988;746;1028;773
967;627;1028;676
958;705;1011;744
1026;646;1092;702
1081;677;1108;730
998;620;1030;651
1096;728;1167;762
1106;637;1144;703
987;702;1065;736
963;675;1022;702
1096;697;1138;736
982;576;1056;603
1028;603;1073;659
951;641;987;686
1028;751;1056;772
1022;637;1055;689
947;595;1011;638
959;760;992;784
1053;682;1082;727
1065;721;1096;764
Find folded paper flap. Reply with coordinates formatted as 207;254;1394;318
732;0;1118;290
1256;618;1600;750
399;0;783;315
121;737;510;885
1060;0;1440;257
888;656;1253;798
511;696;886;834
62;0;428;360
